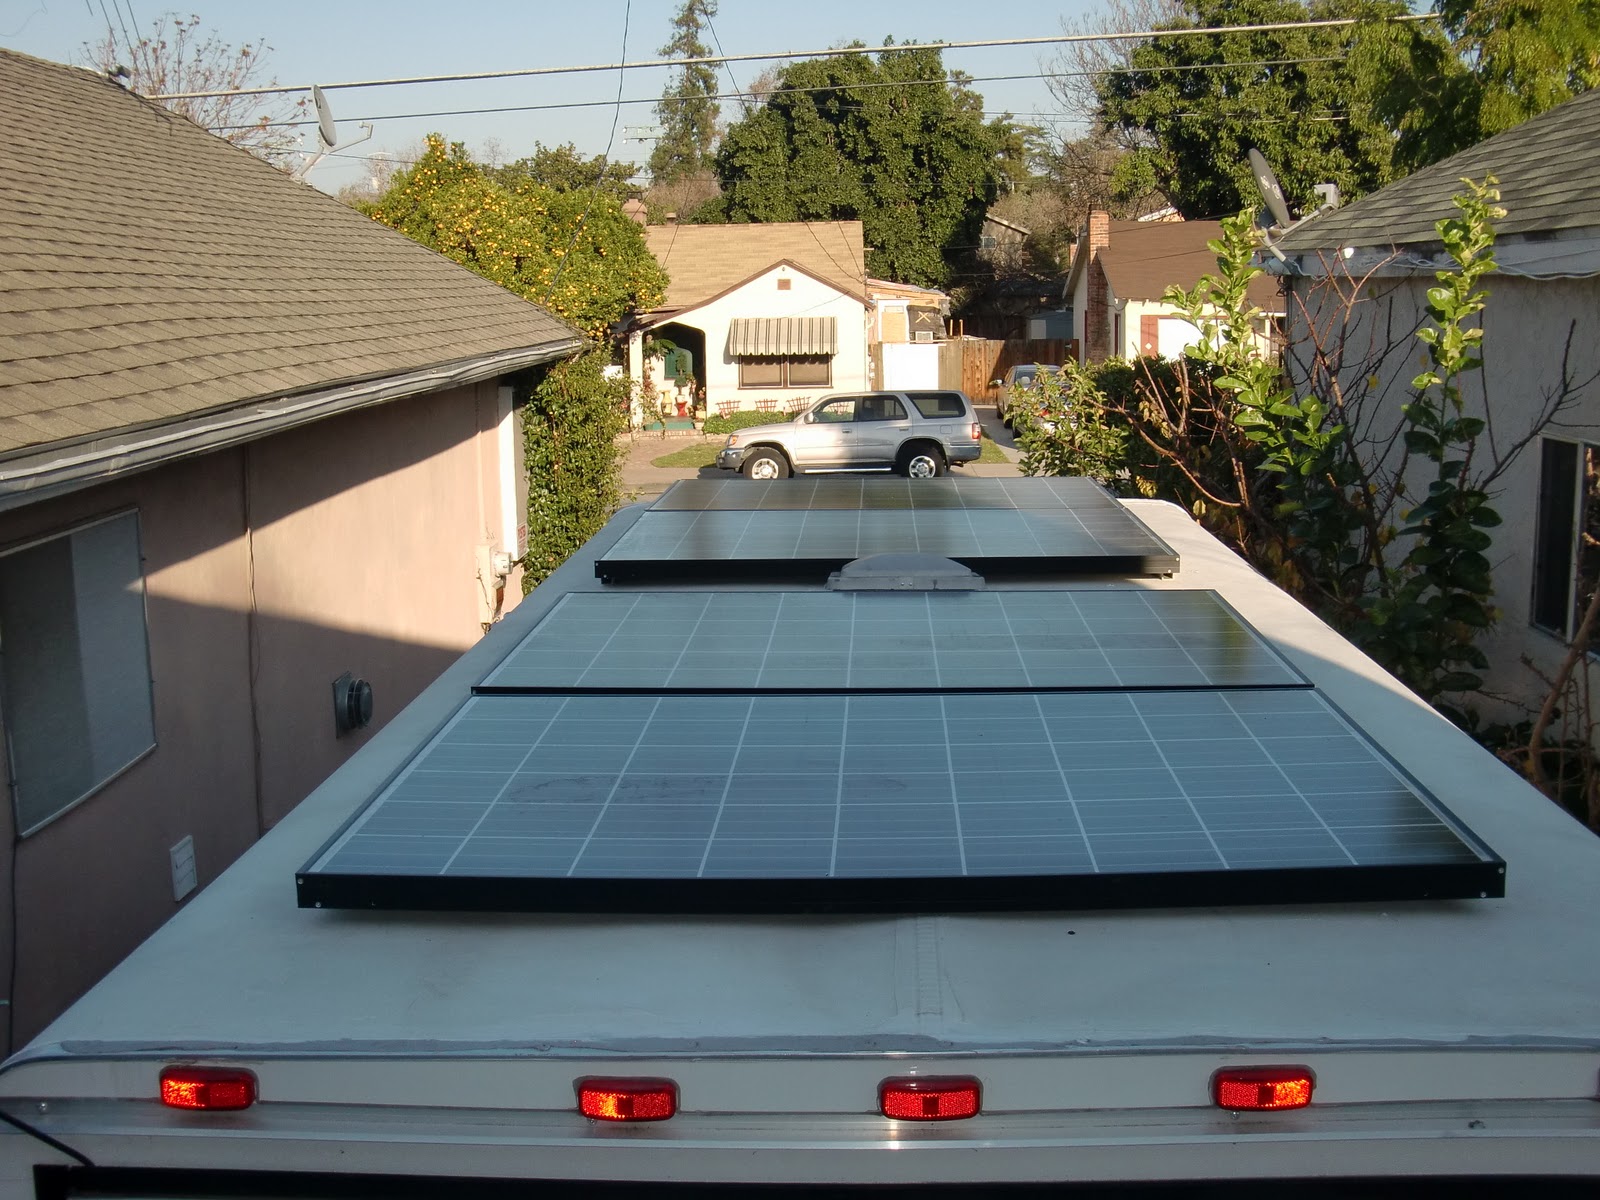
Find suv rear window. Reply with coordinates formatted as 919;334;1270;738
905;391;969;418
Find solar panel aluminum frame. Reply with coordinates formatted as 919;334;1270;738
296;856;1504;916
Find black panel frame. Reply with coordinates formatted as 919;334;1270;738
596;550;1180;585
296;858;1503;915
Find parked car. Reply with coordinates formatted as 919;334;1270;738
993;363;1064;427
715;390;983;480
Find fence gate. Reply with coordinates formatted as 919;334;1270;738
942;339;1068;402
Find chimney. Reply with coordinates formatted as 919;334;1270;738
622;197;648;226
1083;211;1112;364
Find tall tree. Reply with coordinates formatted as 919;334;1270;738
649;0;722;184
363;135;666;338
705;44;1017;287
83;12;306;165
1094;0;1420;218
1372;1;1600;171
492;143;638;200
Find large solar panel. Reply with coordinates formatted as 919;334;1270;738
597;479;1180;583
478;590;1306;693
298;688;1504;913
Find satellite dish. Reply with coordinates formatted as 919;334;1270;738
1247;148;1292;230
312;85;337;150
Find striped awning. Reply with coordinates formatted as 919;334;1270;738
726;316;837;357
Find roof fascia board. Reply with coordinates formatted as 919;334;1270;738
639;258;868;330
0;336;583;514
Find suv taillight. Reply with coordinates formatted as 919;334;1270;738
970;421;982;441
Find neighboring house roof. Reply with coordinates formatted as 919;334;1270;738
1066;219;1282;313
0;49;582;506
866;278;950;306
983;213;1031;237
642;221;866;317
1276;86;1600;254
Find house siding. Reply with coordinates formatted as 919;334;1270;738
0;381;520;1045
1284;271;1600;723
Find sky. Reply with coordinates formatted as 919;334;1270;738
1;0;1117;194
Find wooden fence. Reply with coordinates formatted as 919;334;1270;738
938;338;1073;403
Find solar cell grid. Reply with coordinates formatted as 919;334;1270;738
299;688;1503;912
479;590;1306;692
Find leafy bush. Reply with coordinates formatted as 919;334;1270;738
703;409;796;434
521;349;630;589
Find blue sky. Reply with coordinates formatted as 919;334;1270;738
2;0;1114;193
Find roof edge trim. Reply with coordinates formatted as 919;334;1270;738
0;336;584;514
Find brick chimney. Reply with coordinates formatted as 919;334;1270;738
1082;210;1111;364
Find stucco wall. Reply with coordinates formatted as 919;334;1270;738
0;379;522;1046
1284;271;1600;722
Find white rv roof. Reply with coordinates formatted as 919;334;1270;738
9;500;1599;1069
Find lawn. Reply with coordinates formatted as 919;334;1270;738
650;437;1013;470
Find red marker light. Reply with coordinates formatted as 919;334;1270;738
577;1078;677;1122
1212;1067;1314;1111
159;1066;257;1111
879;1076;981;1121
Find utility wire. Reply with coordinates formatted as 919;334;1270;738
148;14;1438;100
213;57;1353;133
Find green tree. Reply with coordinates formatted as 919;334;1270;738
1095;0;1420;218
362;135;666;338
521;349;631;589
492;142;638;200
1372;1;1600;171
705;44;1015;287
649;0;721;184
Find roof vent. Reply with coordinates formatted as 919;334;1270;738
827;553;985;591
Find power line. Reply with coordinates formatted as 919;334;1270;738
148;14;1437;101
213;57;1355;133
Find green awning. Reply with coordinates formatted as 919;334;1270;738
727;316;837;357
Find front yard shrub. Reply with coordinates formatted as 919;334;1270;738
703;409;796;435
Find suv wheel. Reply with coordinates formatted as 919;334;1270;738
899;444;946;479
742;447;790;480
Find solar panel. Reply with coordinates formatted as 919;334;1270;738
652;477;1127;511
598;486;1180;583
478;590;1307;693
298;688;1504;914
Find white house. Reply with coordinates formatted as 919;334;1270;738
1270;85;1600;731
1064;212;1283;364
628;222;869;421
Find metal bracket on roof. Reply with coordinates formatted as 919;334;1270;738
826;553;986;591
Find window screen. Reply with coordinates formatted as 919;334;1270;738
738;358;783;388
0;512;155;834
786;357;831;386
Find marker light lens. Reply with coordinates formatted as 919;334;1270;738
879;1076;982;1121
577;1078;678;1122
1212;1067;1315;1111
159;1066;257;1111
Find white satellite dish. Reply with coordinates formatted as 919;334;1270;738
312;85;337;150
1247;148;1292;230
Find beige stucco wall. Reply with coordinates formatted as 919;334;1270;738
1284;271;1600;724
0;379;523;1047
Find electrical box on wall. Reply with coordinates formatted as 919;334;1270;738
170;835;196;902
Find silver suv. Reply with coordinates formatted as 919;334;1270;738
715;390;983;480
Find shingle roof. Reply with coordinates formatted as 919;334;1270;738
1276;87;1600;252
0;49;581;459
643;221;866;314
1093;220;1282;311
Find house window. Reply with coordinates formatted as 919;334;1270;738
0;511;156;835
738;357;832;388
1531;439;1600;640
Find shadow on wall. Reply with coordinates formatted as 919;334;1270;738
0;597;465;1053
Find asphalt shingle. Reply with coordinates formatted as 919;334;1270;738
0;49;580;459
